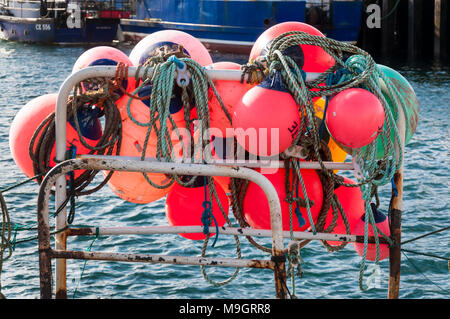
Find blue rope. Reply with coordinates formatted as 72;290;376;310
167;55;185;69
294;174;306;228
391;177;398;197
201;176;219;247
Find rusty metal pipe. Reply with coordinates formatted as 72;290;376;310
50;250;274;269
50;64;321;299
37;158;285;298
67;225;390;244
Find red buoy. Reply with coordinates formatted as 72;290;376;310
352;203;391;261
232;72;300;157
165;177;229;240
325;88;385;151
243;168;323;231
72;46;136;100
104;96;190;204
9;93;102;180
208;61;255;138
128;30;213;67
249;21;334;73
323;177;365;246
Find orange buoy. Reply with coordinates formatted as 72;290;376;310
232;71;300;157
323;177;365;246
104;96;190;204
352;203;391;261
72;46;136;100
128;30;213;67
208;61;255;138
243;168;323;231
249;21;334;73
9;93;102;180
165;177;229;240
325;88;385;151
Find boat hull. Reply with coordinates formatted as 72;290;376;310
120;0;362;54
0;15;119;44
0;16;54;43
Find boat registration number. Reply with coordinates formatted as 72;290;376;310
36;24;52;31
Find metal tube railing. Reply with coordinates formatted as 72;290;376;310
41;65;347;299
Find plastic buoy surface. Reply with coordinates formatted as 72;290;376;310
369;64;420;158
129;30;212;67
243;168;323;231
313;97;348;165
208;61;255;138
325;88;385;151
9;93;102;179
232;72;300;157
104;96;190;203
249;21;334;73
165;177;229;240
322;177;365;246
72;46;136;99
352;203;391;261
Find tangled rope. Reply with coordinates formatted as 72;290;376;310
29;76;123;211
118;50;242;286
2;32;411;297
227;31;408;293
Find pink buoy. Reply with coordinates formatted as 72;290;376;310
9;93;102;180
249;21;334;73
243;168;323;231
323;177;365;246
72;46;136;100
208;61;255;137
352;203;391;261
232;71;300;157
165;177;229;240
325;88;385;151
128;30;212;67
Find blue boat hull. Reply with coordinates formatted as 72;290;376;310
0;15;119;44
120;0;362;53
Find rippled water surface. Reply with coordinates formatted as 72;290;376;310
0;41;448;299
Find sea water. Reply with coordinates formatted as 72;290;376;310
0;41;448;299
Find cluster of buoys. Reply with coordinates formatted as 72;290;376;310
9;93;103;180
9;22;418;265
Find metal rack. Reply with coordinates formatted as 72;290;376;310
36;65;405;299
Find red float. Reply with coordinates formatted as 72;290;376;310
128;30;213;67
232;72;300;157
243;168;323;231
72;46;136;99
104;96;190;204
165;177;229;240
249;21;334;73
352;203;391;261
208;61;255;138
325;88;385;151
9;93;102;180
322;177;365;246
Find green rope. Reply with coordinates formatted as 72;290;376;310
72;227;99;299
124;55;242;287
260;31;406;292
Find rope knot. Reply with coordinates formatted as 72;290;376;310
286;241;304;278
240;59;268;84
